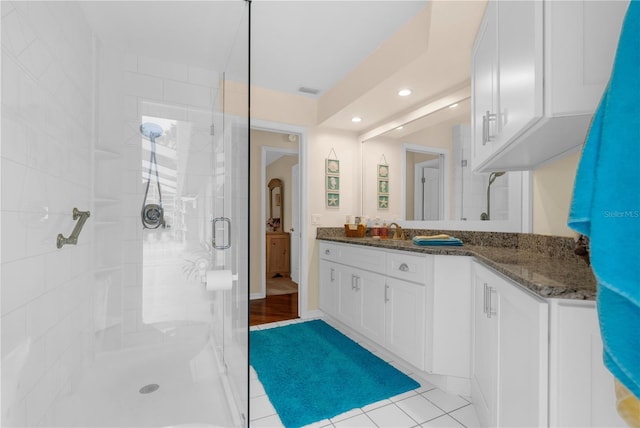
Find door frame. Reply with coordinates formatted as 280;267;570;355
251;119;309;319
414;158;443;221
402;143;450;221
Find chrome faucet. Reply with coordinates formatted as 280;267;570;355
388;223;406;240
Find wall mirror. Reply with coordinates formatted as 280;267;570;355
360;97;529;232
267;178;283;232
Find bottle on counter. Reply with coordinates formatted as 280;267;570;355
380;222;389;239
372;220;380;239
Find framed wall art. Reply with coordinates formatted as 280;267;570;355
377;156;389;210
326;148;340;209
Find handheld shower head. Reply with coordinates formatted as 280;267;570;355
140;122;164;143
488;171;506;185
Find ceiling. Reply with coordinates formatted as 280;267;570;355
79;1;485;135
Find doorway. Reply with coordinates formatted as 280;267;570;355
414;157;443;221
249;129;303;326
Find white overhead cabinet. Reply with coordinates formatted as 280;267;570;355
471;261;549;427
472;0;628;172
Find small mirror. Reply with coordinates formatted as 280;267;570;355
267;178;283;232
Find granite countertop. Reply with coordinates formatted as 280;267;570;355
316;229;597;301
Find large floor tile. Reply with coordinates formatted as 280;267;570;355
365;403;418;428
448;404;481;428
421;414;464;427
395;394;446;424
422;389;469;413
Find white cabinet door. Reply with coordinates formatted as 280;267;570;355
471;264;499;427
384;277;426;370
427;256;472;379
549;301;626;427
496;271;548;427
496;0;542;146
337;267;362;329
319;259;340;318
358;269;386;346
472;261;548;427
472;0;498;167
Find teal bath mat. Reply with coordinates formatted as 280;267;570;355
250;320;420;427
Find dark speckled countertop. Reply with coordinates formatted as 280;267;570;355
316;228;597;300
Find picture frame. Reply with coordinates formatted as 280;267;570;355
327;192;340;208
326;159;340;175
378;180;389;195
377;164;389;178
378;195;389;209
327;175;340;192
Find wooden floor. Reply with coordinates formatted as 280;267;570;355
250;292;299;326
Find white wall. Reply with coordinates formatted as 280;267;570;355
533;151;581;237
1;2;94;425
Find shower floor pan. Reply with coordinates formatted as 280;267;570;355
53;333;235;427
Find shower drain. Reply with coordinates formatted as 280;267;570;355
139;384;160;394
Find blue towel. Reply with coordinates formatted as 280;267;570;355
412;236;463;246
568;0;640;399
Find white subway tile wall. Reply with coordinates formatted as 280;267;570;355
2;2;94;425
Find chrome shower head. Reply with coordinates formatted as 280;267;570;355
140;122;164;143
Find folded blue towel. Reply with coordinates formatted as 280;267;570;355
568;0;640;399
412;236;463;247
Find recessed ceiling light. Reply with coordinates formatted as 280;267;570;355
398;89;412;97
351;117;362;123
449;103;459;109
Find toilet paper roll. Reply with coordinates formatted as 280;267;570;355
205;270;234;291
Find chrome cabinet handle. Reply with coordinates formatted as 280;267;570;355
351;275;361;291
482;110;497;146
385;284;390;302
330;268;335;282
488;287;497;318
483;283;488;315
399;263;409;272
325;249;330;255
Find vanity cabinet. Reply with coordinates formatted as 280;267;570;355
319;242;426;369
266;232;290;278
471;261;549;427
472;0;627;171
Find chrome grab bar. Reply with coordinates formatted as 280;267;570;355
57;208;90;249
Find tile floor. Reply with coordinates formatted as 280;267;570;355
249;318;482;428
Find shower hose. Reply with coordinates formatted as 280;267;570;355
141;136;165;229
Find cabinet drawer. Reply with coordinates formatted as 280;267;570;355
341;245;386;275
386;251;427;284
319;242;342;262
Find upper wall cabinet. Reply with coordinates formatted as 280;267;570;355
471;1;628;172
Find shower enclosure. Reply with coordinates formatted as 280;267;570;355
1;2;249;427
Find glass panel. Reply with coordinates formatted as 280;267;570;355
1;2;249;427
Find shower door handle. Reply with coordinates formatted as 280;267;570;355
212;217;231;249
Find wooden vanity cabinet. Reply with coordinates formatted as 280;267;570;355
266;232;290;278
